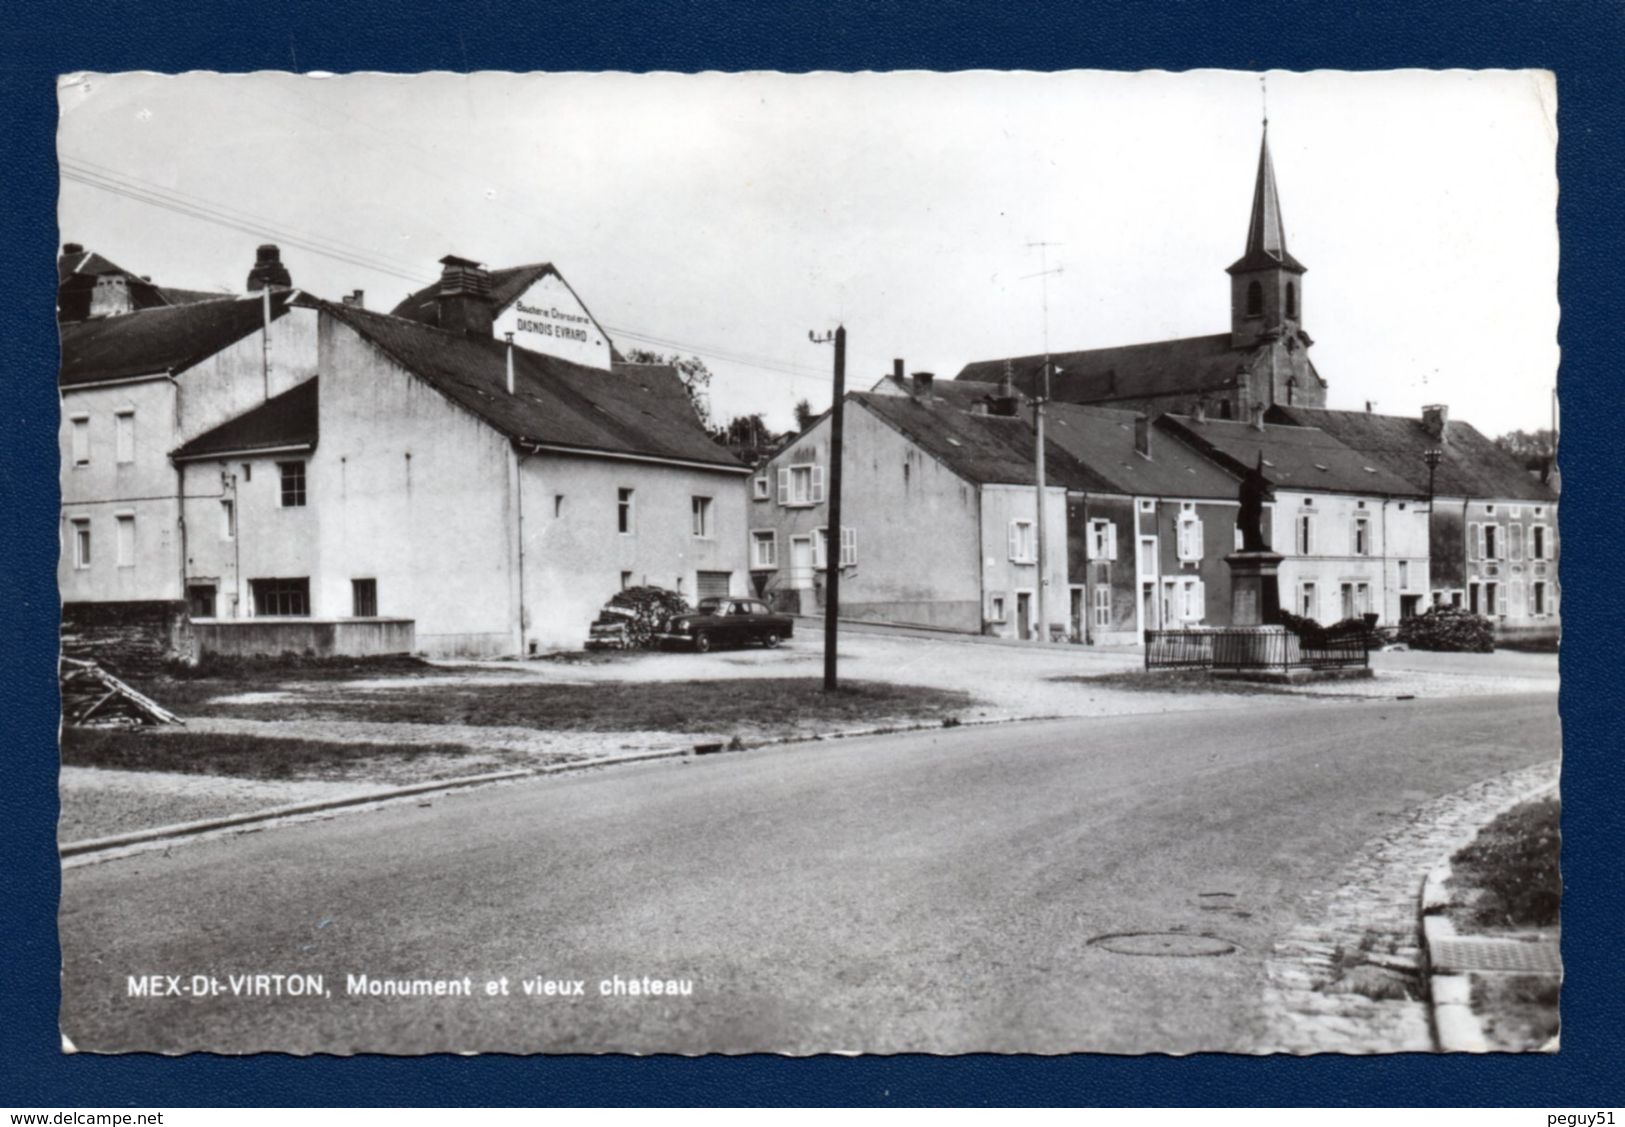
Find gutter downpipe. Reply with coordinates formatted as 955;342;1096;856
168;373;188;611
1080;491;1093;646
515;445;528;657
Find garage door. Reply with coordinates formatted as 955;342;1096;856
696;571;733;600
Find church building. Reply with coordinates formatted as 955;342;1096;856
956;127;1326;419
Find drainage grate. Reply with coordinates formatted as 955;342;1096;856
1432;937;1561;974
1088;931;1239;957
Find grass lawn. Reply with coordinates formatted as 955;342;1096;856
61;727;515;782
130;671;974;734
1449;794;1562;931
1050;670;1301;696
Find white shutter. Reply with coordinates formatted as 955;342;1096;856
1193;579;1206;622
1085;522;1098;561
813;528;826;568
1107;522;1119;562
841;527;856;566
777;468;790;505
1008;521;1019;561
1191;518;1204;561
1469;522;1483;561
812;465;826;503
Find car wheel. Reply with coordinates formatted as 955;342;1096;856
693;631;711;653
762;632;781;648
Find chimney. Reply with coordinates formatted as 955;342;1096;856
1249;401;1267;431
913;371;935;401
246;244;292;291
892;358;905;386
342;289;365;309
505;332;516;395
1365;400;1375;413
61;242;84;257
436;254;495;337
1422;403;1450;443
1134;414;1152;457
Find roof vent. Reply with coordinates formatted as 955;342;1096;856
436;254;495;337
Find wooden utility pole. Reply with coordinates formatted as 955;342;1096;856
809;325;847;690
1024;241;1063;643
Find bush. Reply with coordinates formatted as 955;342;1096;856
1397;606;1496;653
1279;612;1373;648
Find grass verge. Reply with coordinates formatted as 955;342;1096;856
61;727;525;782
130;677;974;733
1050;670;1301;696
1472;973;1560;1049
1448;794;1561;931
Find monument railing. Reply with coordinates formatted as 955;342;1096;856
1143;627;1369;672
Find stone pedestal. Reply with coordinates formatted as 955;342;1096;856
1225;549;1283;627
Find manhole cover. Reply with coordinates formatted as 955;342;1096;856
1433;937;1561;974
1088;931;1239;957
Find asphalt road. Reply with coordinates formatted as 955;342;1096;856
60;692;1560;1054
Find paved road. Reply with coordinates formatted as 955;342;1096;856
60;693;1559;1054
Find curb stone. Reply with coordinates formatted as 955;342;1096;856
1417;777;1561;1053
60;712;1063;862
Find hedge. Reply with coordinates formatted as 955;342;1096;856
1396;606;1496;653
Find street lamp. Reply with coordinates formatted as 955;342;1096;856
1424;447;1443;610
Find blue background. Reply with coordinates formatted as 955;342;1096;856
3;1;1621;1107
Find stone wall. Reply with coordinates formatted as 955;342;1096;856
61;600;196;677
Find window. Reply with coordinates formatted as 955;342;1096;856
1180;578;1205;622
814;527;856;568
753;476;770;501
1008;519;1036;563
115;514;135;567
751;530;778;569
1532;580;1547;616
1092;584;1111;629
1398;560;1410;591
352;578;377;617
1352;516;1370;557
1138;499;1155;513
1483;523;1500;560
115;411;135;464
1246;280;1263;317
989;594;1007;622
1509;505;1522;518
778;464;825;507
1087;518;1118;561
691;495;714;538
1485;581;1499;616
554;494;564;518
187;584;217;619
617;487;635;533
1285;281;1297;319
1469;583;1481;614
1176;513;1204;562
1532;525;1547;560
1299;581;1317;620
1341;582;1355;620
278;460;307;507
251;577;310;617
71;518;91;569
1296;513;1316;556
71;416;90;466
1357;582;1371;616
1485;504;1496;516
242;463;252;483
221;498;235;540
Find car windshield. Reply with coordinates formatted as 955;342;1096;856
697;598;724;614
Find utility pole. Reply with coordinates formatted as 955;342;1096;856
1023;242;1063;643
809;325;847;690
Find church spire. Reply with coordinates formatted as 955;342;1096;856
1230;126;1304;274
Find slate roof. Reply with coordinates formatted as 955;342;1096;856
1228;129;1306;275
157;286;233;307
1267;406;1558;503
1043;404;1243;500
1158;415;1425;497
957;334;1253;405
59;291;296;386
58;248;131;283
173;378;318;460
325;303;744;470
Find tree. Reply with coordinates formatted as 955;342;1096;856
713;413;775;464
793;398;815;433
624;349;714;428
1493;428;1557;471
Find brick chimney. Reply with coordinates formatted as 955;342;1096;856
1134;414;1152;457
436;254;494;337
342;289;365;309
246;244;292;291
1422;403;1451;443
913;371;935;401
892;358;905;386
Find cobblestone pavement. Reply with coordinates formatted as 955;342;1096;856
1259;758;1560;1053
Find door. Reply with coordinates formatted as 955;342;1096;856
1070;587;1084;641
697;570;732;600
1016;592;1032;640
1142;581;1156;631
790;537;814;589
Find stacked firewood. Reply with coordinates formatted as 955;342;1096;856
59;656;183;727
584;586;689;650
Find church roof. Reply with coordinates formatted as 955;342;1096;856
956;334;1247;405
1228;128;1306;275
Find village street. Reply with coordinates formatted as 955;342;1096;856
60;687;1559;1055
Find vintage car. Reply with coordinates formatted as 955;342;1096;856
656;597;795;652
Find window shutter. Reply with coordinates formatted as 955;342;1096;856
842;527;856;566
1306;515;1316;555
1008;521;1019;561
1085;523;1098;561
1469;522;1482;561
1107;522;1119;562
1193;579;1206;621
777;468;790;505
1192;518;1204;560
812;465;826;503
1350;518;1360;555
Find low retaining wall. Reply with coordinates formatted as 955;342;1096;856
193;618;415;658
61;601;196;676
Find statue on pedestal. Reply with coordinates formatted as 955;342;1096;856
1237;450;1273;552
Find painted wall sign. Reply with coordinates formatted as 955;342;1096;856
492;271;613;371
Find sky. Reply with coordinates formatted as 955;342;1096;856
57;69;1559;437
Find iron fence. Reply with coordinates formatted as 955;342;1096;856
1144;627;1369;672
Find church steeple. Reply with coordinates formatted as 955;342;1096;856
1228;123;1307;352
